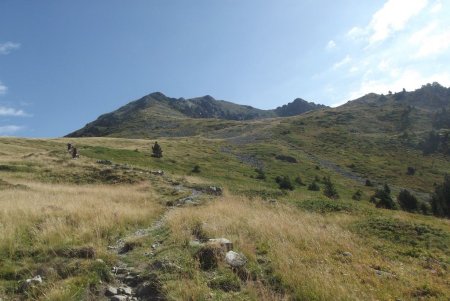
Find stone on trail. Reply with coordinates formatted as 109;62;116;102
105;286;118;296
342;252;353;257
110;295;128;301
118;286;133;295
225;251;247;268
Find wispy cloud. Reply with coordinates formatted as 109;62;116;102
326;40;336;50
0;106;29;117
0;41;21;55
349;69;450;100
0;125;24;136
320;0;449;105
333;55;351;69
409;22;450;58
367;0;428;44
0;81;7;95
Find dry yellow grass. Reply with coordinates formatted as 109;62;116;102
165;195;449;300
0;182;164;257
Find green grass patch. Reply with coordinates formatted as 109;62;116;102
296;199;356;214
353;217;450;254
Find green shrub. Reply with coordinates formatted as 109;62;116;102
295;176;305;186
371;184;398;210
323;177;339;199
297;199;354;213
397;189;418;212
255;168;266;180
431;174;450;217
352;190;362;201
191;165;201;173
275;176;294;190
308;181;320;191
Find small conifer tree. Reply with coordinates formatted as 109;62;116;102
398;189;418;212
308;181;320;191
151;141;163;158
431;174;450;217
323;176;339;199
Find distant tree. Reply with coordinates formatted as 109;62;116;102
420;131;440;155
432;108;450;129
151;141;163;158
397;189;418;212
399;106;412;130
420;202;431;215
323;176;339;199
407;166;416;175
275;175;294;190
295;176;305;186
308;181;320;191
371;184;397;210
255;168;266;180
431;174;450;218
383;183;391;195
192;165;201;173
352;189;362;201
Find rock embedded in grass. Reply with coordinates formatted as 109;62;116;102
225;251;247;268
19;275;43;292
208;238;233;252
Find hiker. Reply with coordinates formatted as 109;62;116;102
67;143;72;151
71;147;79;159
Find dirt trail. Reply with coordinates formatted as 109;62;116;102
102;183;203;301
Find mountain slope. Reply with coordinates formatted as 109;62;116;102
66;92;326;138
274;97;327;117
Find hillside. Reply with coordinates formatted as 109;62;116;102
1;83;450;300
0;133;449;300
66;92;326;138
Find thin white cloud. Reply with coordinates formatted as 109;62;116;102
409;22;450;58
0;106;29;117
321;0;450;106
346;26;366;40
368;0;428;44
326;40;336;50
0;42;21;55
349;69;450;99
0;81;7;95
0;125;24;136
333;55;351;69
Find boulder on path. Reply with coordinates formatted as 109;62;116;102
225;251;247;268
105;286;118;296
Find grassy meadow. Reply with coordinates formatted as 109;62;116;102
0;135;449;300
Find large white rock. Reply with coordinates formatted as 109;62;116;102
225;251;247;267
26;275;43;284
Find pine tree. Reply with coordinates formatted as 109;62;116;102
323;176;339;199
371;184;397;210
431;174;450;218
151;141;163;158
397;189;418;212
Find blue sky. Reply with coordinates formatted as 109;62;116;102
0;0;449;137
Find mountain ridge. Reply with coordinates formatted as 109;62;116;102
66;92;327;137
